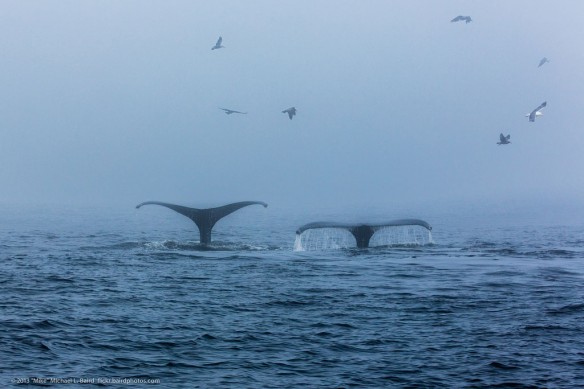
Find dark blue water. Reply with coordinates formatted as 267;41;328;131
2;204;584;388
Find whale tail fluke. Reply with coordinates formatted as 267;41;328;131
295;219;432;249
137;201;268;245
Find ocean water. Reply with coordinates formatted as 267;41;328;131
1;204;584;388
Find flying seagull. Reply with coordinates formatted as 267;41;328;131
211;36;224;50
451;15;472;23
497;133;511;145
282;107;296;120
538;57;549;67
219;108;247;115
526;101;547;122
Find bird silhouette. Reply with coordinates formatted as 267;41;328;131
451;15;472;23
282;107;297;120
526;101;547;122
219;108;247;115
211;36;224;50
497;133;511;145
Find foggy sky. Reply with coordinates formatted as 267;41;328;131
1;0;583;213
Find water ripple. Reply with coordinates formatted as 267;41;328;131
1;214;584;387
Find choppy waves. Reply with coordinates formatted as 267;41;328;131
2;221;584;387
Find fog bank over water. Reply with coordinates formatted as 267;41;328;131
1;1;583;217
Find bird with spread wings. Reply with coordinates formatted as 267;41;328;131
282;107;297;120
211;36;224;50
219;108;247;115
527;101;547;122
451;15;472;23
497;133;511;145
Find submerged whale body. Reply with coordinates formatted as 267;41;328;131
296;219;432;248
136;201;268;245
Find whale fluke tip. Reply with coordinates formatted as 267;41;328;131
136;200;268;244
296;219;432;247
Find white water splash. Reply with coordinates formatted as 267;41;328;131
294;225;433;251
294;228;355;251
